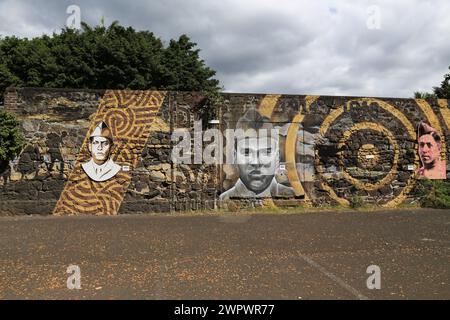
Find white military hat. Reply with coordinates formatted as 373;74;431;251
90;121;113;140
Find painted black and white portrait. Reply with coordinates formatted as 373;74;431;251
82;121;121;182
219;108;295;200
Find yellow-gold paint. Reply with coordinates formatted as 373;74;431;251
337;122;399;191
315;104;348;206
285;113;306;198
437;99;450;130
54;90;167;216
305;95;320;113
258;94;281;119
283;95;321;201
316;98;420;207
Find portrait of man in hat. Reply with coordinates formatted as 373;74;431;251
219;108;295;200
416;120;446;179
82;121;121;182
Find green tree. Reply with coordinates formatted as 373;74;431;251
161;34;219;91
0;21;221;103
414;66;450;99
0;109;24;172
414;91;437;99
433;66;450;98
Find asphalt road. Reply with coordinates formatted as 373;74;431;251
0;209;449;300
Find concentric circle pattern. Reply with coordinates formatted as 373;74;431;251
314;98;426;207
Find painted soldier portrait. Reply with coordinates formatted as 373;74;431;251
82;121;121;182
416;121;446;179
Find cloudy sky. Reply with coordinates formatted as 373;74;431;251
0;0;449;98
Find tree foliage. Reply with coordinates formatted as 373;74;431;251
414;66;450;99
414;91;437;99
0;109;24;170
433;66;450;99
0;21;221;103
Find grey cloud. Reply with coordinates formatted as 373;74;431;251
0;0;449;98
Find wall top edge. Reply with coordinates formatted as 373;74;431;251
5;86;449;103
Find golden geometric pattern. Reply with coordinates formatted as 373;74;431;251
258;94;281;118
315;98;422;207
256;94;306;198
338;122;400;192
53;90;167;216
285;113;306;198
357;144;380;169
284;95;320;201
437;99;450;130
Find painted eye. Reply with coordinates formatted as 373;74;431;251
241;148;250;157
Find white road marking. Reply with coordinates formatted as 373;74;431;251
299;254;369;300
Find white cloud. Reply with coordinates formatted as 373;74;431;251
0;0;449;98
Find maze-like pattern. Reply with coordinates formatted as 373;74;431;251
53;90;166;215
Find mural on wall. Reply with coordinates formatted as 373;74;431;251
220;95;449;207
53;90;167;215
5;88;447;215
219;108;295;200
82;121;121;182
220;94;313;203
416;121;446;179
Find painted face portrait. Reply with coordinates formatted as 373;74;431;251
416;121;446;180
219;107;295;200
82;121;121;182
418;134;441;167
89;136;112;165
236;135;279;193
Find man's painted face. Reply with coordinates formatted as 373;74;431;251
236;136;278;193
418;134;441;166
89;136;112;164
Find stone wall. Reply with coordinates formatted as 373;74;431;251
0;87;449;215
1;88;104;214
0;88;218;215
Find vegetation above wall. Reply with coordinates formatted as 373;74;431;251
414;66;450;99
0;21;221;104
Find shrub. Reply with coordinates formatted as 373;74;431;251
349;195;364;209
418;179;450;209
0;109;24;172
